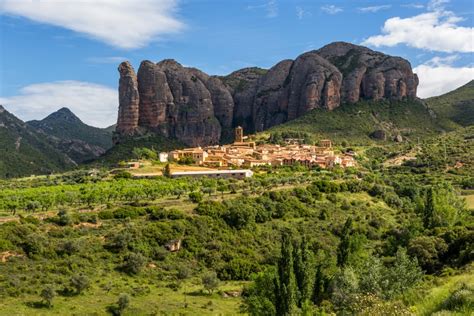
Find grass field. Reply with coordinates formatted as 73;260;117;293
410;263;474;316
464;194;474;210
0;275;245;315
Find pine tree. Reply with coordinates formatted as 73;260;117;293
275;230;298;315
337;217;353;267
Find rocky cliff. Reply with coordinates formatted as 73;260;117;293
115;42;418;146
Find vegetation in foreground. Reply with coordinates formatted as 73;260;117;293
0;131;472;315
0;94;473;314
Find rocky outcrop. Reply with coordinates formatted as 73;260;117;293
115;42;419;146
286;52;342;120
316;42;418;103
117;62;139;134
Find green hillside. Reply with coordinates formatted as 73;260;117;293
262;99;445;145
28;107;113;163
0;106;75;178
96;133;184;165
426;80;474;128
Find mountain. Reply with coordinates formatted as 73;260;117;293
28;107;113;163
115;42;419;146
0;105;75;178
425;80;474;128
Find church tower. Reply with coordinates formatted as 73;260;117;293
234;126;243;143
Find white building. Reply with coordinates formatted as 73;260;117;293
170;169;253;179
159;152;169;163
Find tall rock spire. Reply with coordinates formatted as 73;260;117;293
116;61;139;135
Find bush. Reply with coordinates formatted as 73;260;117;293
40;285;56;308
121;252;146;275
114;171;132;179
219;258;258;280
113;206;147;219
440;283;474;312
70;274;90;294
202;271;219;294
194;201;225;218
189;191;203;203
98;210;114;220
148;207;185;220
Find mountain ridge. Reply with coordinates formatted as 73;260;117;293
115;41;419;146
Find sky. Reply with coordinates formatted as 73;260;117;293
0;0;473;128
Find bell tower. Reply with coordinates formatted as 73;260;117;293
234;126;243;143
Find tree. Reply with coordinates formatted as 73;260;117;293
118;294;130;312
312;265;327;305
57;209;72;226
243;269;277;316
163;164;171;178
40;285;56;308
202;271;219;294
70;274;90;295
275;230;298;315
408;236;447;273
383;248;423;298
188;191;203;203
358;255;383;296
337;218;353;267
330;266;359;310
122;252;145;275
293;237;314;307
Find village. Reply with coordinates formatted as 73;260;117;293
132;127;357;179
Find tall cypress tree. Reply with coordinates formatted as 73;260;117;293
293;237;314;307
337;217;353;267
312;265;325;305
275;230;298;315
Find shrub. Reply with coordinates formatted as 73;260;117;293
219;258;258;280
98;210;114;220
70;274;90;295
122;252;146;275
114;171;132;179
189;191;203;203
113;206;146;219
148;208;185;220
40;285;56;308
202;271;219;294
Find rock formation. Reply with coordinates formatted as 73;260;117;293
116;62;139;134
115;42;419;146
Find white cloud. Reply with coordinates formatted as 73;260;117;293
358;5;392;13
362;0;473;53
247;0;278;18
401;3;424;9
427;0;449;11
0;81;118;127
414;57;473;98
0;0;184;49
321;5;343;15
424;54;459;67
296;6;304;19
86;56;127;64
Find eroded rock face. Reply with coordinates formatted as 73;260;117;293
253;60;293;132
117;62;139;134
316;42;418;103
116;42;418;145
286;52;342;120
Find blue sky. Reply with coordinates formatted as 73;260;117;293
0;0;472;127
